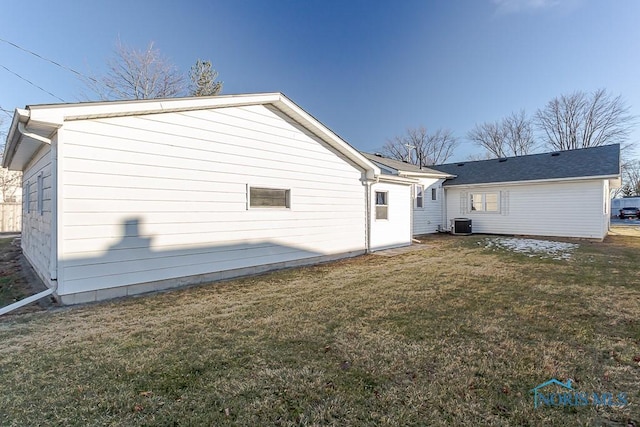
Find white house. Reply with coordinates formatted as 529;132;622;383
361;153;454;235
2;93;413;304
433;145;621;240
1;92;622;307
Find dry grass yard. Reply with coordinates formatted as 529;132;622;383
0;231;639;426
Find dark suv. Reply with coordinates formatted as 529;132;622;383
619;207;640;219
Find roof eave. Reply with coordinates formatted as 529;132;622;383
2;109;29;169
378;174;418;185
443;174;621;188
399;170;456;179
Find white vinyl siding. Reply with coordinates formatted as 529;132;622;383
413;178;444;235
57;104;367;295
21;144;53;287
370;181;411;250
445;179;609;239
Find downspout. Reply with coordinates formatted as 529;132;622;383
364;176;379;254
0;123;57;316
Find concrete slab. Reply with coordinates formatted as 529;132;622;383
372;244;428;257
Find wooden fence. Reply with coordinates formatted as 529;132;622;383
0;203;21;232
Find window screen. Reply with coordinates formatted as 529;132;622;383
250;187;290;208
375;191;388;220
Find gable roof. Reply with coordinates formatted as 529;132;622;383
435;144;620;187
2;93;380;179
361;152;453;178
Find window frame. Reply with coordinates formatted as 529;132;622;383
415;185;424;209
470;192;500;213
247;185;291;210
431;187;437;201
25;181;31;214
375;191;389;220
37;173;44;215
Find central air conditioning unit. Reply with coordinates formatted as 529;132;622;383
451;218;472;235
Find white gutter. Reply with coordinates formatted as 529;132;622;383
378;174;419;185
17;122;52;145
444;174;621;189
0;121;58;316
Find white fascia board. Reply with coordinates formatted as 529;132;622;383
443;174;621;189
378;174;418;185
28;93;283;122
400;171;455;179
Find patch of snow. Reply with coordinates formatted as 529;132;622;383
481;237;579;260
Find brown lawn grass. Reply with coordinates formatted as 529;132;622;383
0;233;639;426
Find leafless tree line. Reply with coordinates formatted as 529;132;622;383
467;110;536;158
468;89;634;159
84;39;222;101
382;127;458;166
382;89;634;169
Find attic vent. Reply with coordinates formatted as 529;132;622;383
551;152;560;157
457;163;465;166
374;152;383;157
498;158;507;162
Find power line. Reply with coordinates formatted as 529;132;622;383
0;37;97;83
0;106;12;118
0;63;65;102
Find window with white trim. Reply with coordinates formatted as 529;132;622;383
470;192;499;212
249;186;290;209
431;188;437;201
375;191;388;220
37;173;44;215
415;185;423;208
25;181;31;213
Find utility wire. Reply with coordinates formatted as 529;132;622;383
0;37;97;83
0;106;12;118
0;63;65;102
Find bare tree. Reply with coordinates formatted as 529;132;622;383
86;39;186;100
189;59;222;96
383;126;458;166
534;89;634;151
616;160;640;197
468;110;537;158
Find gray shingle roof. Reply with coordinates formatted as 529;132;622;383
361;152;452;176
435;144;620;186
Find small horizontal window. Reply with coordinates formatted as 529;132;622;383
249;187;290;208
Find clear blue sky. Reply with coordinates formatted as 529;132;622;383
1;0;639;161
